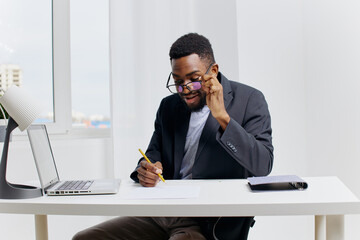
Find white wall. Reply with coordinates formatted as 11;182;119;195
303;0;360;237
1;0;360;239
110;0;240;179
237;0;360;239
304;0;360;193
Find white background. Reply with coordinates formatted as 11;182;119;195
1;0;360;239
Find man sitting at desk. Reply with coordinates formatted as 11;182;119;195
73;33;273;240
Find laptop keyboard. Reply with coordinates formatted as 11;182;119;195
56;180;94;190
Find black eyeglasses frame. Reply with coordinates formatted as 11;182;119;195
166;63;215;94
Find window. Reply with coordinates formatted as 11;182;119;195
1;0;111;136
0;0;53;123
70;0;111;129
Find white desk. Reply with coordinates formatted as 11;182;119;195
0;176;359;240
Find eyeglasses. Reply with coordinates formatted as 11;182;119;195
166;63;214;94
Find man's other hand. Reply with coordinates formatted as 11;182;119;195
137;160;163;187
201;73;230;130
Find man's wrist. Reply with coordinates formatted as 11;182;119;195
216;113;230;131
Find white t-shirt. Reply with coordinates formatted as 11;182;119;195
179;106;210;179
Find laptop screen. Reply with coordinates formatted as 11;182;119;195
27;125;60;189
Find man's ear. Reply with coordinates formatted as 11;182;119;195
211;63;219;76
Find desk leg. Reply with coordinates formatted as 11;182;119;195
35;215;48;240
315;215;344;240
315;215;326;240
326;215;344;240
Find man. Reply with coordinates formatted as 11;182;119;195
73;33;273;240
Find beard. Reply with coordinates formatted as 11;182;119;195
179;90;207;112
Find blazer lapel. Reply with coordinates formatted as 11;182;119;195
173;101;190;179
195;114;219;160
220;73;233;110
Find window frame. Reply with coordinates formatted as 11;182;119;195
49;0;111;138
51;0;71;134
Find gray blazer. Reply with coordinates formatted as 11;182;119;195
131;72;273;239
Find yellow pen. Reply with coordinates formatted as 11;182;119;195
138;149;166;183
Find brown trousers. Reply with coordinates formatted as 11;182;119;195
72;217;207;240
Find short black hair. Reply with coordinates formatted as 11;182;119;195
169;33;215;65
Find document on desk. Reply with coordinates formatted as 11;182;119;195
124;185;201;199
247;175;308;191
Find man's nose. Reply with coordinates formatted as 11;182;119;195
181;80;192;93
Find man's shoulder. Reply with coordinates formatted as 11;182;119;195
158;94;186;110
161;93;182;104
221;73;263;98
229;80;256;92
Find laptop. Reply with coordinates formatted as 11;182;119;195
27;124;120;196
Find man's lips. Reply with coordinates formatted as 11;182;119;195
182;92;199;103
185;94;197;99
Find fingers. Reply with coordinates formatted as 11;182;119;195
201;74;221;94
154;161;163;171
208;83;222;94
137;160;162;187
140;160;163;174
